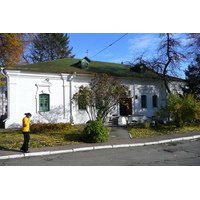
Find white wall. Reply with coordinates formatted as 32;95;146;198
3;70;183;128
4;71;66;128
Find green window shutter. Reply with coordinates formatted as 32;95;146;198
152;95;158;108
141;95;147;108
39;94;50;112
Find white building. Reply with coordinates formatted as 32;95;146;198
0;57;184;129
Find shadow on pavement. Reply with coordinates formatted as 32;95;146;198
0;146;21;153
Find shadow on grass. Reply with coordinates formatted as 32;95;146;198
64;130;97;143
151;126;178;133
64;130;86;142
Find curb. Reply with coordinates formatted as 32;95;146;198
1;135;200;160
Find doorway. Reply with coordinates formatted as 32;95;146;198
120;98;132;116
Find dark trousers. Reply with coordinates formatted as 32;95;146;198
21;132;30;152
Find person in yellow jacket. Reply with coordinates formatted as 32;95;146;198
20;113;32;153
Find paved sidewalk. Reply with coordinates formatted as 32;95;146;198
1;126;200;160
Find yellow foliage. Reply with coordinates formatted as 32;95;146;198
0;33;23;67
174;103;182;110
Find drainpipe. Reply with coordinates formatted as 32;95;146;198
133;84;136;115
68;72;76;124
0;68;8;124
61;74;66;119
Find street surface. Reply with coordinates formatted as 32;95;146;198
1;139;200;166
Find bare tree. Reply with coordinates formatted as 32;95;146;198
186;33;200;57
20;34;35;64
157;33;185;93
128;33;185;94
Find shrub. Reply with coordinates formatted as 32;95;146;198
31;123;73;133
156;94;200;127
83;120;109;143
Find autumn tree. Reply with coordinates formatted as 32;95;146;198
156;93;200;127
29;33;75;63
0;33;24;67
73;73;129;122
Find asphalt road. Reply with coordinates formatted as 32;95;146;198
1;138;200;166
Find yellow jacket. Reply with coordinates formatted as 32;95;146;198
22;117;30;132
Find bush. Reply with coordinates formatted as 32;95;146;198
31;123;73;133
83;120;109;143
156;94;200;127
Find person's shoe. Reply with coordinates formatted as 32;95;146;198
25;151;29;153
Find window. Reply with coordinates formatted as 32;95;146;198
96;99;102;109
78;95;86;110
78;103;86;110
5;91;7;99
152;95;158;108
141;95;147;108
39;94;50;112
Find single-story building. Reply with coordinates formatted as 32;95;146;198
0;57;184;128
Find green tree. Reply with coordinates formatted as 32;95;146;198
29;33;75;63
183;55;200;99
73;73;130;122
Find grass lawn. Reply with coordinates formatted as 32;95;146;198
1;123;200;150
0;126;85;150
128;124;200;138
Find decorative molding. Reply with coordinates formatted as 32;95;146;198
35;79;52;113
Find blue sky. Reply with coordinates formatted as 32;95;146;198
68;33;189;78
2;1;197;79
68;33;160;63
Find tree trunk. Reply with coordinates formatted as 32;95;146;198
163;33;172;94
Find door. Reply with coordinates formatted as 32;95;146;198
120;98;132;116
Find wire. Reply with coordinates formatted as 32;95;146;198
90;33;128;59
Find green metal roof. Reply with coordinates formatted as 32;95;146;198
7;57;178;80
